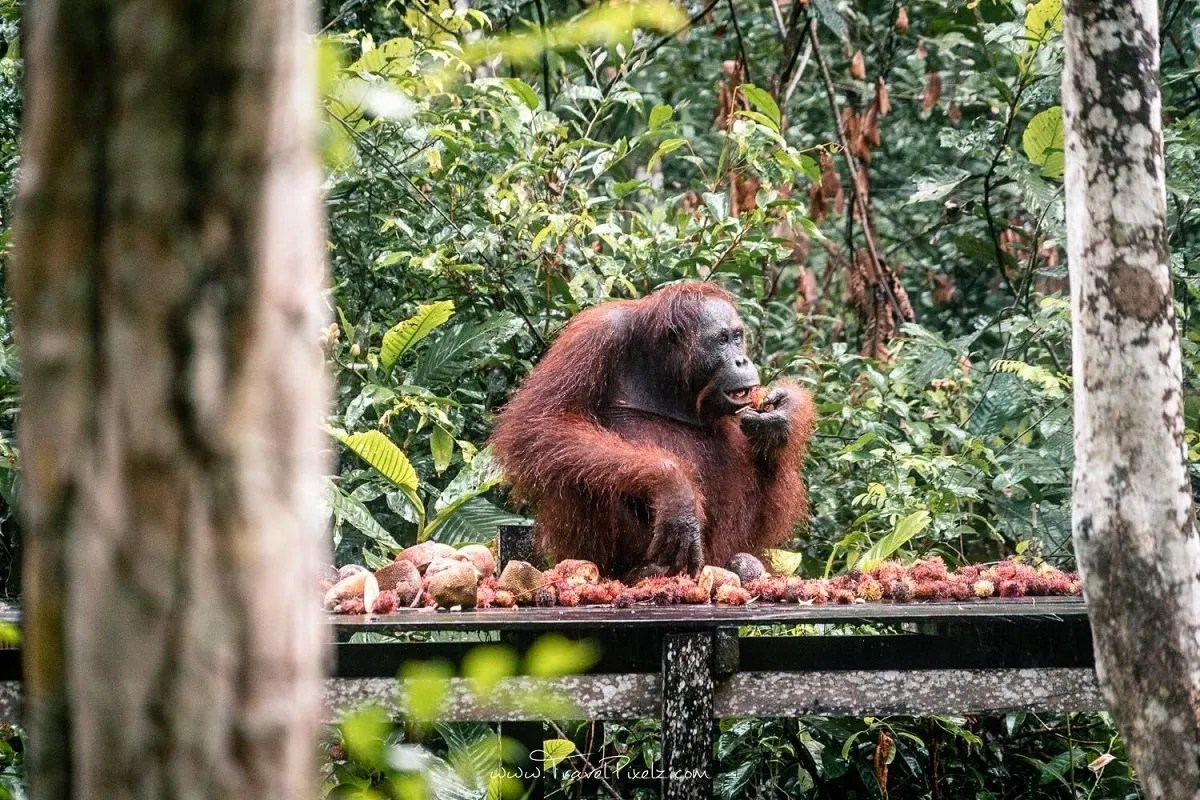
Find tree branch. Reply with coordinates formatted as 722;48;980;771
807;20;908;327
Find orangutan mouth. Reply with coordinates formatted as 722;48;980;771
725;386;757;404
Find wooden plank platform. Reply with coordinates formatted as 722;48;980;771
330;595;1088;631
0;596;1101;799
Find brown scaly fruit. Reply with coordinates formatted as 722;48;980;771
425;556;460;577
395;580;422;608
374;559;421;593
497;560;545;603
397;541;457;574
426;560;479;609
458;544;497;579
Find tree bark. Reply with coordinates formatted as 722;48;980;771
11;0;328;798
1062;0;1200;796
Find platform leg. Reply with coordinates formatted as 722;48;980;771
661;632;714;800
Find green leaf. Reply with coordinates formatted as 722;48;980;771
648;137;687;169
463;645;519;696
338;429;418;489
908;168;971;204
1025;0;1063;49
953;234;991;263
541;739;576;770
714;762;755;800
325;480;402;550
340;706;391;769
857;510;932;572
741;84;780;129
734;109;782;135
765;549;804;575
401;659;453;722
430;425;454;474
436;721;503;789
497;77;540;109
526;634;599;677
702;191;729;220
775;150;820;182
411;315;523;386
426;497;529;546
381;300;455;370
612;178;646;198
0;622;19;648
649;103;673;130
336;430;425;524
812;0;848;40
1022;106;1064;179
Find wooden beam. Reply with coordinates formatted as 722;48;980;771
716;668;1104;716
317;666;1104;724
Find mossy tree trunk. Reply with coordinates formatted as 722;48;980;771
11;0;328;797
1062;0;1200;796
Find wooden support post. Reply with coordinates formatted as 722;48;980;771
661;632;714;800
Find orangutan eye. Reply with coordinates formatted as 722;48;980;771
718;330;731;344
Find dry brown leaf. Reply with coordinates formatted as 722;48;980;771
863;105;881;147
809;182;827;223
875;77;891;116
896;6;909;33
850;49;866;80
795;268;818;314
931;271;958;306
874;731;894;797
922;71;942;112
819;150;840;197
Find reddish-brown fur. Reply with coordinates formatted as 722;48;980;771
489;283;815;578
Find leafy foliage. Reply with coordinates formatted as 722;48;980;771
302;0;1196;792
0;0;1196;792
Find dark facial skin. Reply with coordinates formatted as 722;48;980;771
611;298;760;427
692;299;761;421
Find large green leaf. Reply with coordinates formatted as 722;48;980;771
541;738;576;770
496;77;539;110
1022;106;1064;179
741;84;780;130
411;314;523;386
427;497;529;546
435;722;502;790
648;103;673;130
714;762;755;800
325;480;402;550
1025;0;1063;50
336;429;425;522
381;300;455;371
857;510;932;572
430;425;454;475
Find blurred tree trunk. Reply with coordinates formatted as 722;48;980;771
11;0;328;798
1063;0;1200;796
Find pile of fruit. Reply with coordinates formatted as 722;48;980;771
321;541;1082;614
